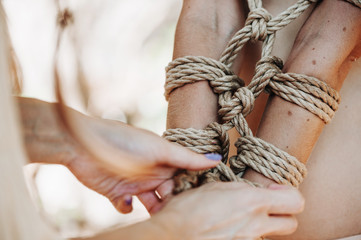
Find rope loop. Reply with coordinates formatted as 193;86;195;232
209;74;244;95
207;122;230;161
248;56;283;97
163;127;222;154
268;73;340;123
164;56;243;100
229;155;247;177
246;8;272;41
233;136;307;187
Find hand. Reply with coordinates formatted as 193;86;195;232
19;97;221;213
152;182;305;240
65;124;221;214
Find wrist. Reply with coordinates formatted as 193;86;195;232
242;168;277;188
18;97;77;165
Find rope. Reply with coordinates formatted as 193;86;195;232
164;0;345;193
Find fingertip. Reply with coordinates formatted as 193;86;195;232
164;144;220;170
113;195;133;214
124;195;133;206
204;153;222;161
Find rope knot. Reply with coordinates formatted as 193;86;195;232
210;74;244;95
247;56;283;97
256;56;283;76
246;8;272;41
164;56;244;100
219;87;255;123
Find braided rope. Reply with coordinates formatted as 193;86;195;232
164;0;343;193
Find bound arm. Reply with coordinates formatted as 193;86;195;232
167;0;246;130
243;0;361;186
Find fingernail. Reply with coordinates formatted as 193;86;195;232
268;184;289;190
125;196;133;206
204;153;222;161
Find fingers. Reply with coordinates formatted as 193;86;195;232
266;185;305;215
156;179;174;199
111;194;133;214
137;192;162;215
161;142;221;170
263;215;298;237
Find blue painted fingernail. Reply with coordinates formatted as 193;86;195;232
204;153;222;161
125;196;132;206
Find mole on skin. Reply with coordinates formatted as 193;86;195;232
288;111;292;116
343;27;347;32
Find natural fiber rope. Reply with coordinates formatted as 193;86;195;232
163;0;345;193
269;73;340;123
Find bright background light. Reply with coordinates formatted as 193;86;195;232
3;0;181;237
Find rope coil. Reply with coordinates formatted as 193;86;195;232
164;0;344;193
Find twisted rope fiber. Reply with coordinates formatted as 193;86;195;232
164;0;341;193
231;136;307;187
268;73;340;123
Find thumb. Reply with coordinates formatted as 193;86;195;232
162;142;221;170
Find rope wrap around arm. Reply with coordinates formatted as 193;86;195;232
163;0;346;193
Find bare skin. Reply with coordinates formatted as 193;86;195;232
18;97;222;213
166;0;361;239
18;97;305;239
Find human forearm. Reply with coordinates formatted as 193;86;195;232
167;0;246;129
17;97;77;165
244;0;361;186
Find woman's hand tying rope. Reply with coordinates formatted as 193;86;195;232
18;97;221;214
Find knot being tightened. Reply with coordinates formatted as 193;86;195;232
246;8;272;41
219;87;255;123
164;56;243;100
